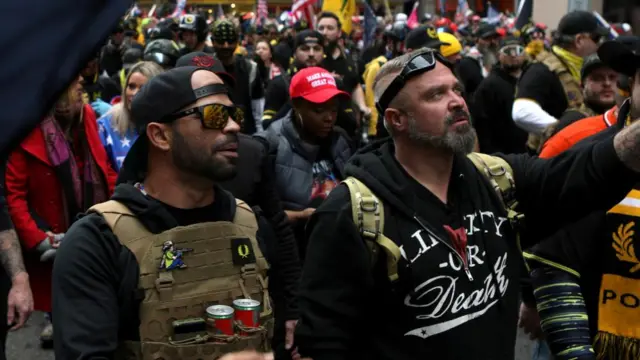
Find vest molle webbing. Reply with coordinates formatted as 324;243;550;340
536;50;584;109
90;199;273;360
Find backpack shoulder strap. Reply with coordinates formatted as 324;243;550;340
466;153;518;212
89;200;153;265
343;177;401;282
466;153;526;264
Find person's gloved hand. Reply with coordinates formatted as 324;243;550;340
36;232;64;262
91;99;112;117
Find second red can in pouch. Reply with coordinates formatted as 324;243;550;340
233;299;261;335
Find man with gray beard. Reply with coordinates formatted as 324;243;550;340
294;47;640;360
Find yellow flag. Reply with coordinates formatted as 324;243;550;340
321;0;357;34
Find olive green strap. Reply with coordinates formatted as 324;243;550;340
343;177;401;282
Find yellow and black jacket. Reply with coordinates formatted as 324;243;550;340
525;101;640;359
362;55;387;137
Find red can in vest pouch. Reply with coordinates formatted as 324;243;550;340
233;299;260;335
206;305;235;336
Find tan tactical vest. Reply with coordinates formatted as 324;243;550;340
527;50;585;152
89;199;272;360
535;50;584;109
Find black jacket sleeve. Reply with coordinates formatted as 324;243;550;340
295;185;374;360
526;211;606;274
254;143;301;320
53;213;140;360
501;125;637;245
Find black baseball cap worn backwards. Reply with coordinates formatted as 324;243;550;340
176;52;236;88
294;30;324;49
121;66;229;178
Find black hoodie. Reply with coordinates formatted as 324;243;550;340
52;183;237;358
295;130;636;360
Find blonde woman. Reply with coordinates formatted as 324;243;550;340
97;61;164;171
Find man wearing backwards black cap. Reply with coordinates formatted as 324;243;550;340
173;52;303;359
262;30;326;126
212;20;265;135
52;67;273;359
513;10;608;153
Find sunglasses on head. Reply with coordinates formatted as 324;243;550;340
377;50;447;113
499;44;525;56
164;103;244;130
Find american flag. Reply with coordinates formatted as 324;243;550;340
170;0;187;18
257;0;268;26
455;0;470;25
291;0;317;29
363;0;376;48
486;3;501;24
514;0;532;29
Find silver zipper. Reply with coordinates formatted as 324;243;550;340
413;216;474;281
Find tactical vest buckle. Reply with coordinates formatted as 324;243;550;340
155;272;175;301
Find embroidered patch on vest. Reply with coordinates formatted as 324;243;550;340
231;238;257;265
159;240;193;270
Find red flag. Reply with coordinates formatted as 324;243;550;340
407;1;419;29
291;0;316;29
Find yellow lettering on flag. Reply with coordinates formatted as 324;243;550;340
321;0;357;34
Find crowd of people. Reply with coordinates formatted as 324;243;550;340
0;2;639;360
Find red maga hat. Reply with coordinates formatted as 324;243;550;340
289;67;350;104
